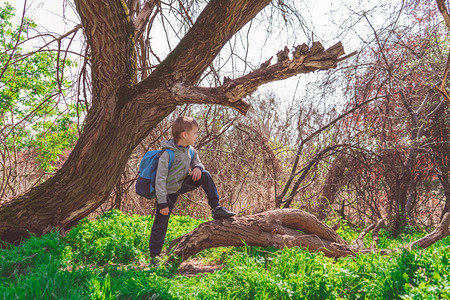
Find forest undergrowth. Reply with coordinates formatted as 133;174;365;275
1;209;449;299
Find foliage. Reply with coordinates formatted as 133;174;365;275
0;3;80;174
1;210;449;299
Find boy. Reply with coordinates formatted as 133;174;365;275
149;116;235;261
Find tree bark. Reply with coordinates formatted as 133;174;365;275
409;212;450;249
436;0;450;30
0;0;349;242
168;210;448;263
168;209;352;261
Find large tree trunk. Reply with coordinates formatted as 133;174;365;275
0;0;348;242
0;0;142;242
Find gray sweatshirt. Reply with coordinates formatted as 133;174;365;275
155;139;204;206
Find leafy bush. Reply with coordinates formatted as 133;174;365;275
64;210;151;265
64;209;205;265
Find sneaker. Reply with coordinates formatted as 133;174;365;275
148;257;159;268
212;206;235;220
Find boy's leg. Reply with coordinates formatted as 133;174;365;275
177;170;220;208
149;194;177;257
177;170;234;219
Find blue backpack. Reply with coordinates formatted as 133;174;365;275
135;147;195;199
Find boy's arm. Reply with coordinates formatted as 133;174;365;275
190;148;205;171
155;151;170;209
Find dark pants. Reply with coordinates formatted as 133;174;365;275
149;170;220;256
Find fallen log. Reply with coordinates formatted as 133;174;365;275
168;209;355;261
167;210;449;262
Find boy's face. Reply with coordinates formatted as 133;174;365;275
182;126;198;146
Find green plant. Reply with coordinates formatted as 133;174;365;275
1;211;449;299
0;2;80;173
64;210;152;265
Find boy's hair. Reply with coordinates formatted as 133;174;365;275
172;116;198;142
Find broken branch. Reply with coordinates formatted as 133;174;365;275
171;42;348;114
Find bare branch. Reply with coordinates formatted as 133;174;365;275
434;1;450;101
170;42;348;114
167;210;448;263
371;219;385;248
355;223;376;249
282;144;349;209
277;97;377;205
168;209;350;261
196;117;238;149
134;0;158;40
171;83;251;114
137;0;272;90
434;46;450;101
436;0;450;30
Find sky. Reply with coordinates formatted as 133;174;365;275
5;0;80;34
5;0;397;62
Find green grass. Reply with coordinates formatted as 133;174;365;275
1;209;449;299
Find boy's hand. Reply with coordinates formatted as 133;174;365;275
160;207;170;215
191;167;202;181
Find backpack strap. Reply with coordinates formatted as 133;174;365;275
188;146;195;163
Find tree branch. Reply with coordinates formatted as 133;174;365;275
170;42;348;114
371;219;385;248
136;0;272;91
74;0;137;106
436;0;450;30
277;97;376;206
168;209;350;261
409;212;450;249
171;83;251;114
134;0;158;40
355;222;376;249
282;144;349;209
435;1;450;101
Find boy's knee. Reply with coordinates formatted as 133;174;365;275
201;170;211;177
